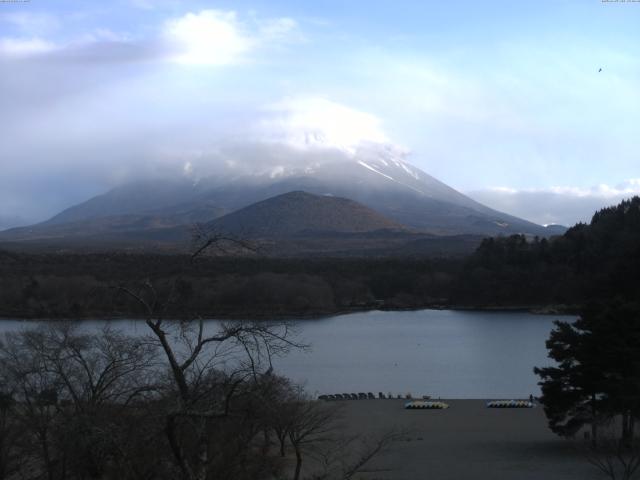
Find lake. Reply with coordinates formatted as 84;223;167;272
0;309;570;399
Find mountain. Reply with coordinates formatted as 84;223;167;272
542;224;568;236
43;179;214;226
0;215;28;232
208;191;404;238
0;214;190;252
0;146;561;254
41;146;551;235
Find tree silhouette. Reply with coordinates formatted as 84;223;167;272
535;301;640;445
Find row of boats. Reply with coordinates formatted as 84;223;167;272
318;392;395;400
486;400;535;408
318;394;535;409
405;401;449;409
404;399;536;409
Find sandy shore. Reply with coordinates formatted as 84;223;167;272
333;399;599;480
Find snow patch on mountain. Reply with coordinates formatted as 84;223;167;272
400;162;420;180
357;160;394;181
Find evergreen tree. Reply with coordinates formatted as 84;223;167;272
535;301;640;444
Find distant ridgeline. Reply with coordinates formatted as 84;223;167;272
453;196;640;308
0;197;638;319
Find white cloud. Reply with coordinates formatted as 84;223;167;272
0;37;57;57
163;10;300;66
0;13;61;57
468;180;640;226
259;17;300;41
487;180;640;199
0;9;300;66
0;29;136;61
258;97;395;154
0;12;60;36
78;28;133;44
163;10;252;66
148;97;409;183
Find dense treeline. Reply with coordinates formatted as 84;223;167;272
0;254;460;319
1;197;639;319
456;197;640;307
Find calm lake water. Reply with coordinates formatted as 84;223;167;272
0;309;571;399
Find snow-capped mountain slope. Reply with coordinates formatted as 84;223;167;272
3;137;556;243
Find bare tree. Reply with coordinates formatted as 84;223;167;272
286;395;342;480
0;323;159;480
115;232;305;480
1;327;68;480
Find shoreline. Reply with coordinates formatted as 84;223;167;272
0;303;580;322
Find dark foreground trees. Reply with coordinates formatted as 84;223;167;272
535;301;640;446
0;324;160;479
0;322;395;480
0;322;290;479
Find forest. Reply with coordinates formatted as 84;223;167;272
1;197;639;320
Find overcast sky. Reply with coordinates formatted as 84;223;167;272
1;0;639;229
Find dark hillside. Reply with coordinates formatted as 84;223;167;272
208;191;405;237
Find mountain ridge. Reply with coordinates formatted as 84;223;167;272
39;152;552;236
0;150;565;254
207;191;406;238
